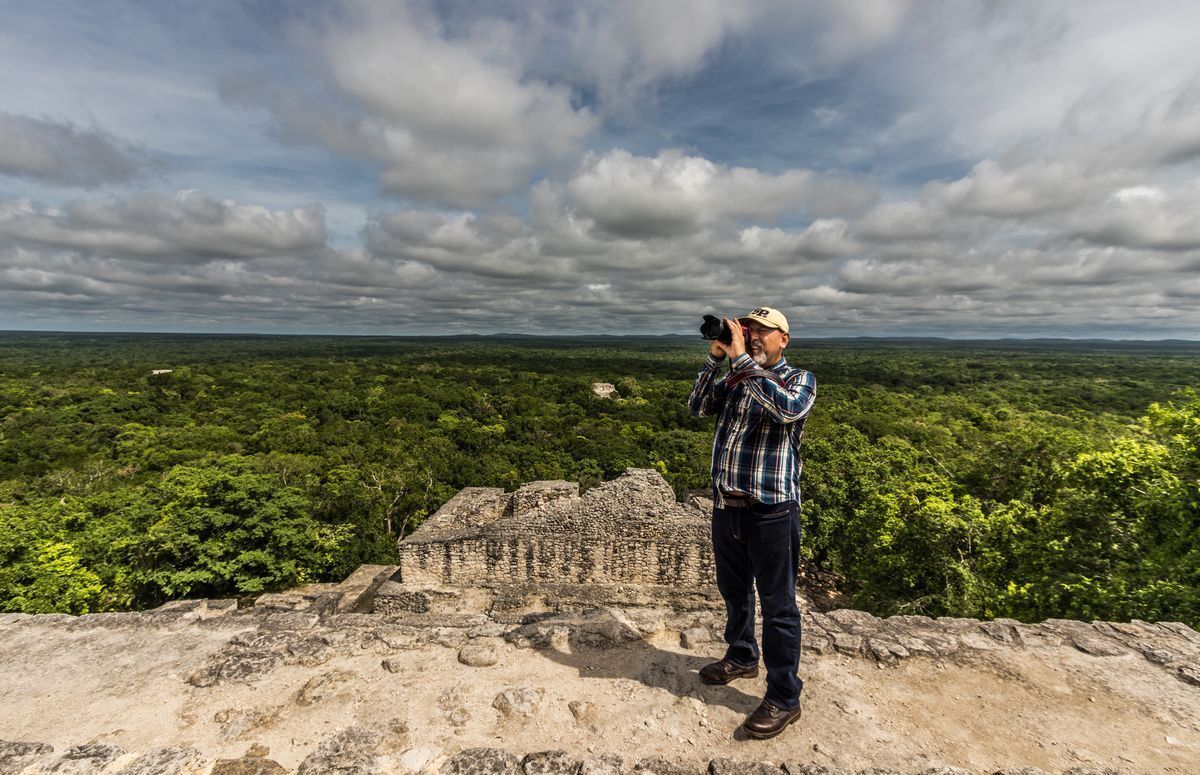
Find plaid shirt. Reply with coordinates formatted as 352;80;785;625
688;353;817;506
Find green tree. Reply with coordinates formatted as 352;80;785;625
121;458;352;604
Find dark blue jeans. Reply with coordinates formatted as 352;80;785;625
711;497;802;709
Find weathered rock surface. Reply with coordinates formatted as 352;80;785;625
708;758;783;775
633;756;705;775
209;758;287;775
0;741;53;774
113;746;206;775
296;727;381;775
295;669;355;706
2;469;1199;775
445;748;521;775
459;643;500;667
580;754;624;775
493;687;545;718
522;750;582;775
389;469;717;613
38;742;126;774
2;590;1197;774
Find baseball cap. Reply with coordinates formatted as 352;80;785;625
739;306;789;334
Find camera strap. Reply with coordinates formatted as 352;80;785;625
726;368;786;390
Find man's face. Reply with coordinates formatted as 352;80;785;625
742;320;789;366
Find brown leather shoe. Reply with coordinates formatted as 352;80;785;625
698;658;759;685
742;699;802;739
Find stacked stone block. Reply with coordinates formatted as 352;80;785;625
387;469;715;613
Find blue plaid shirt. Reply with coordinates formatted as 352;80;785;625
688;353;817;506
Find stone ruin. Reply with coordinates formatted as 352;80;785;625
374;468;721;616
591;382;618;399
4;469;1200;774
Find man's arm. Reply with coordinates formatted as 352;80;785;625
687;344;730;418
728;354;816;423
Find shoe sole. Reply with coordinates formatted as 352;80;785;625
742;707;802;739
699;668;759;685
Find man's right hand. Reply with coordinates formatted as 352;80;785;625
709;339;726;359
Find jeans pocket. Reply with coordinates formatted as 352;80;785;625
750;499;796;520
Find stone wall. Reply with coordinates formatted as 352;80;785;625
390;469;714;612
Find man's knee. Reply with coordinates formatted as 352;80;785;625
760;594;800;621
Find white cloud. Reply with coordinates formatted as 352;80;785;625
363;209;572;282
565;0;763;108
812;0;911;62
558;0;912;111
1064;186;1200;252
930;159;1112;218
565;148;874;239
1112;186;1164;203
221;1;595;208
0;191;325;260
0;112;147;188
738;221;857;261
6;1;1200;338
853;200;956;244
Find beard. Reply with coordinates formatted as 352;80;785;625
750;346;772;367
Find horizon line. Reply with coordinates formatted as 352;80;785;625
1;327;1198;345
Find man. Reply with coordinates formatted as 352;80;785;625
687;306;817;739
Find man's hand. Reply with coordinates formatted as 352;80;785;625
723;318;746;359
708;317;745;361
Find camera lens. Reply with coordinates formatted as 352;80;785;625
700;314;732;344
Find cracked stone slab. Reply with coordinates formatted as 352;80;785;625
977;620;1022;647
37;742;125;774
826;609;880;634
580;754;624;775
493;687;545;718
444;748;521;775
112;747;205;775
707;758;783;775
831;633;863;656
210;757;287;775
632;757;704;775
1068;632;1128;657
867;639;909;663
296;727;382;775
522;750;582;775
1177;665;1200;686
781;765;855;775
0;741;53;775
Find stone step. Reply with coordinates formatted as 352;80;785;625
0;740;1137;775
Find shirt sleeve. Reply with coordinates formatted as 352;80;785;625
687;354;729;418
730;354;816;423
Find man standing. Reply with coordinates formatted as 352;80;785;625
687;306;816;739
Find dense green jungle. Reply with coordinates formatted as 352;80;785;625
1;331;1197;627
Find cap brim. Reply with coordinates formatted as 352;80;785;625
739;315;781;329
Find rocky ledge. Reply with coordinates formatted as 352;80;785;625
5;602;1187;692
0;739;1140;775
2;602;1198;774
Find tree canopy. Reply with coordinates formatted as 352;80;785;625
1;332;1196;626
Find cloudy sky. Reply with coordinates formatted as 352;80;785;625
2;1;1199;338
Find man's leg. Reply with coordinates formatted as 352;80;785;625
746;500;802;709
711;503;759;667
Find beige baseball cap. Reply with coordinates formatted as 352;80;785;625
739;306;789;334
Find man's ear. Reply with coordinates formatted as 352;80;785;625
780;332;790;349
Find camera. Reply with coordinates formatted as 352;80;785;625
700;314;750;347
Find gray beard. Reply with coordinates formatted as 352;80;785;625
750;350;771;367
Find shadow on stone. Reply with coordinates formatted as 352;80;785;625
514;609;761;716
